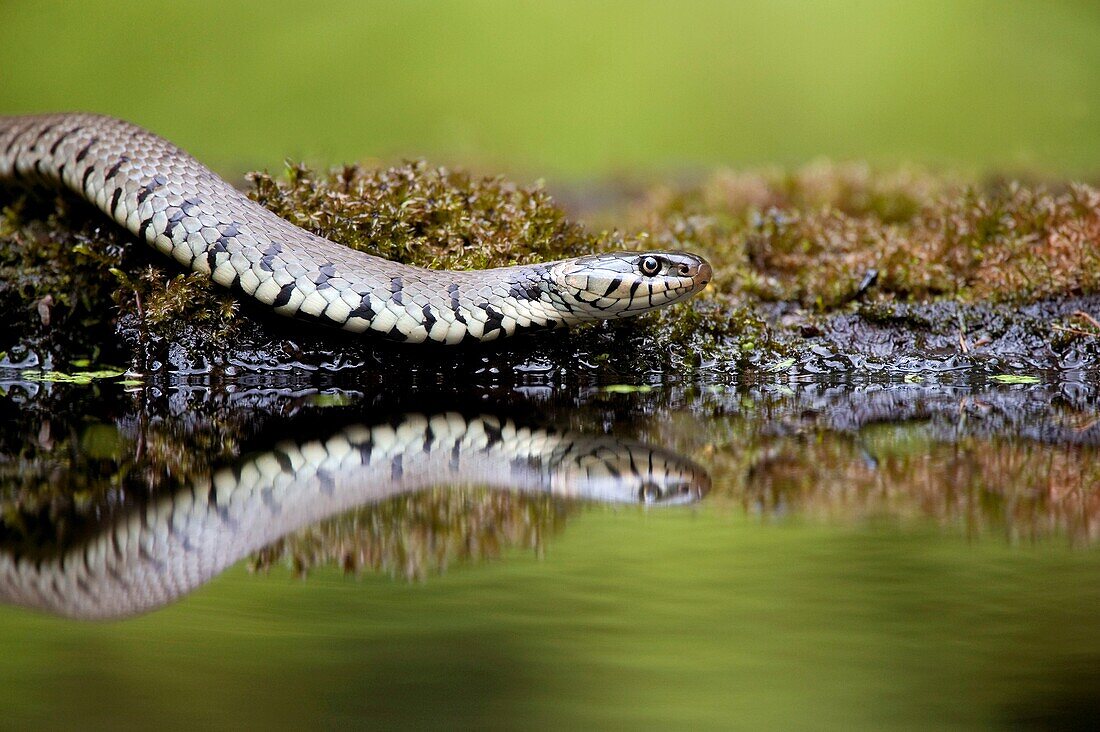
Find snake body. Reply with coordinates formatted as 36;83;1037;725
0;114;711;344
0;413;708;619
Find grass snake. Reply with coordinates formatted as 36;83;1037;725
0;114;712;344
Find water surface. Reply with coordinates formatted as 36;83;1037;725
1;369;1098;729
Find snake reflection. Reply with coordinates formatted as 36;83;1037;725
0;413;708;619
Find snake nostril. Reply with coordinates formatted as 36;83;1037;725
678;264;691;276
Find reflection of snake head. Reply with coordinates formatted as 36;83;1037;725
548;251;712;319
552;441;711;505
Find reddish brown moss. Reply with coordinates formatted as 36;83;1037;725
626;164;1100;308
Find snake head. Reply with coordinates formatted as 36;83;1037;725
548;251;712;319
552;443;711;505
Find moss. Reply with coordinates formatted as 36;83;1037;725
628;165;1100;308
3;160;1100;373
247;161;611;270
0;191;128;361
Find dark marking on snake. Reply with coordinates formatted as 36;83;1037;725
137;178;162;204
104;156;129;181
4;128;26;156
509;279;543;301
484;420;503;447
49;127;78;155
260;242;282;270
315;263;336;289
30;122;57;148
273;283;295;309
445;283;466;323
75;137;98;163
163;208;185;238
481;303;504;334
349;294;375;320
273;450;294;473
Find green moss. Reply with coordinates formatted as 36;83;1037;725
3;161;1100;371
0;192;128;359
248;161;611;270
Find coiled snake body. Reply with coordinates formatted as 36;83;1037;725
0;114;711;344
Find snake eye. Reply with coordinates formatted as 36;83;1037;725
638;482;663;503
639;256;661;276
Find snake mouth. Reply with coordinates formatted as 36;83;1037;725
664;253;712;294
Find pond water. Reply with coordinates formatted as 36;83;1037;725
1;368;1099;729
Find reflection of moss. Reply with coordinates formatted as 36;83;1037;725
0;398;245;552
251;487;573;580
678;412;1100;546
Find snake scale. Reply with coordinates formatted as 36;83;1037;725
0;114;712;344
0;413;708;619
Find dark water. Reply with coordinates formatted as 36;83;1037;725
2;366;1100;729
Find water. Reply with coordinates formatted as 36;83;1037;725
2;370;1099;729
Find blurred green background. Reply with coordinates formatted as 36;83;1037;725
3;0;1100;178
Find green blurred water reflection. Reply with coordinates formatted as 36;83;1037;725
1;512;1098;729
